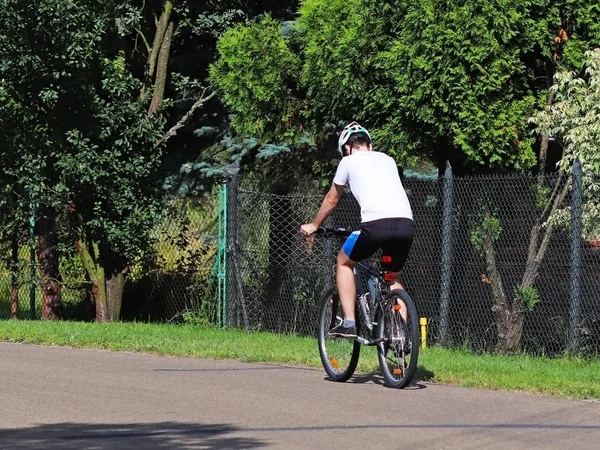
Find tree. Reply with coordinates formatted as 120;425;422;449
532;49;600;240
0;49;29;319
0;1;169;321
1;0;302;322
121;0;302;197
63;55;165;321
0;0;111;319
469;8;600;352
210;16;305;142
471;44;600;351
211;0;555;171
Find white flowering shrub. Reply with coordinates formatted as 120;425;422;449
530;49;600;241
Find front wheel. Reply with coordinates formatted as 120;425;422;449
317;287;360;382
376;289;420;388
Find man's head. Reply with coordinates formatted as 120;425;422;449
337;121;372;157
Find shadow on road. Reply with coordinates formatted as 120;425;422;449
154;367;287;373
0;422;266;449
326;365;432;389
346;373;386;386
153;364;320;373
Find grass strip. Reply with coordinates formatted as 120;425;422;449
1;320;598;400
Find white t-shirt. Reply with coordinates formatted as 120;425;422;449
333;151;413;223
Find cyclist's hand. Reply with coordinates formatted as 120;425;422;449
299;223;317;239
299;223;317;252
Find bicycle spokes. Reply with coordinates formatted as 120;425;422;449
377;293;419;389
317;289;360;382
385;311;410;360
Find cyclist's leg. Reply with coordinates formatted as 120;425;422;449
381;219;414;321
332;229;380;333
336;250;357;322
386;270;405;291
385;271;408;322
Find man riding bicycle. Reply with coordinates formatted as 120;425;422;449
300;121;414;338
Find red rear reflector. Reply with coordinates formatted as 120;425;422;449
384;273;394;281
381;255;392;263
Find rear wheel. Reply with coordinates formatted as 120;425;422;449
376;289;419;388
317;287;360;382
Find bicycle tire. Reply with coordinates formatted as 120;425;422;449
376;289;420;388
317;287;360;382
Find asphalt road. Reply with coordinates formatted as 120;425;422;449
0;342;598;449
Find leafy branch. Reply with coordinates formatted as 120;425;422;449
154;90;217;149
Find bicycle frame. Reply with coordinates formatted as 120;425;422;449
316;227;394;346
352;261;392;346
354;261;378;296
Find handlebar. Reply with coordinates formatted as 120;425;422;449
315;227;352;238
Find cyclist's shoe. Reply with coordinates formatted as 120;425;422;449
328;323;357;338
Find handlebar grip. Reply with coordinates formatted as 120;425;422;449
316;227;351;237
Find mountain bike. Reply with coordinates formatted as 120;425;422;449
315;227;420;389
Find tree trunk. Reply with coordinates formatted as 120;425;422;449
77;239;127;322
537;91;555;184
78;240;108;322
37;207;62;320
481;223;519;352
93;276;109;322
10;234;19;319
482;258;526;353
148;17;175;117
104;248;128;321
502;305;525;352
141;0;174;100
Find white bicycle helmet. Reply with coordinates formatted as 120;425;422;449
337;121;372;157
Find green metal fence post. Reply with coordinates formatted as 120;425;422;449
28;192;36;320
216;183;228;327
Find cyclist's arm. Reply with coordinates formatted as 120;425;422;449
310;182;345;228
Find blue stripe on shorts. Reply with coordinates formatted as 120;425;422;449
342;231;361;258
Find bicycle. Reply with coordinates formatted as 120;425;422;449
315;227;420;388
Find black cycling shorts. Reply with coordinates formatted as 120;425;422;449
341;218;414;272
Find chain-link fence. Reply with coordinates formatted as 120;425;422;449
0;247;93;321
2;164;598;356
122;195;220;324
0;195;220;324
225;163;600;355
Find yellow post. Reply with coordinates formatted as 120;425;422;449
420;317;428;349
